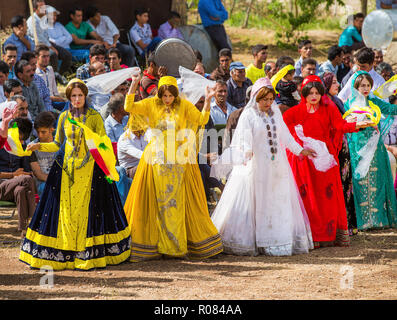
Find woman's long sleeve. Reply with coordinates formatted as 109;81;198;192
184;100;210;126
124;94;151;116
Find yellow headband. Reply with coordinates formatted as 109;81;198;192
270;64;295;94
66;78;86;89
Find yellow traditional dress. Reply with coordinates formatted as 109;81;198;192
19;106;131;270
124;76;223;262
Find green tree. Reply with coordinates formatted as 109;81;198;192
267;0;345;47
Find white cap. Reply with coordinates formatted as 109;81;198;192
46;5;60;15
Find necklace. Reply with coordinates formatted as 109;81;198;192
258;108;277;161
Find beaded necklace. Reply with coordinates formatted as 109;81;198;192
257;108;278;161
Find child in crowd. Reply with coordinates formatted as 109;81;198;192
28;112;56;196
275;66;301;108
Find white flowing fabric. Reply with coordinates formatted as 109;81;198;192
211;105;314;256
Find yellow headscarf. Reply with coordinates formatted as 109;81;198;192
270;64;295;94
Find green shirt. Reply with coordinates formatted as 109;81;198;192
65;21;94;49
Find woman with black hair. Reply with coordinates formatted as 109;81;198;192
283;75;372;249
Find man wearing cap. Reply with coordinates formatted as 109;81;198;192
226;62;252;109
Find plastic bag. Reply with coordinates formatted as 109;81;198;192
294;124;337;172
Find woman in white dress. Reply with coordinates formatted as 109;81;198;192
210;78;315;256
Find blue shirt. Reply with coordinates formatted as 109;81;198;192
104;115;129;142
33;74;53;112
210;100;236;125
198;0;228;27
338;25;362;47
3;33;35;61
317;60;339;77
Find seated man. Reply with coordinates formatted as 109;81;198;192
226;62;252;109
376;62;394;82
3;44;18;80
210;48;232;82
139;52;167;99
129;8;162;57
3;15;35;62
118;128;147;180
338;13;365;50
46;5;89;64
34;44;67;111
15;59;45;120
100;81;129;120
28;111;56;196
104;93;129;143
300;58;318;78
27;0;72;75
86;5;136;67
158;11;184;40
108;48;128;71
245;44;268;84
0;117;37;238
374;49;384;69
76;44;110;80
21;51;53;112
210;80;237;125
264;61;277;80
65;6;106;51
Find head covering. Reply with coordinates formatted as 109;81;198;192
251;77;273;98
301;75;322;90
270;64;295;93
46;5;60;15
158;76;178;90
229;62;246;71
210;76;278;179
321;72;335;93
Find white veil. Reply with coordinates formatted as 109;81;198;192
85;67;141;93
178;66;216;104
210;77;274;179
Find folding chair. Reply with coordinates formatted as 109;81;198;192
0;201;16;220
126;31;142;67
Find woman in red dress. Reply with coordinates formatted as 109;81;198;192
282;75;372;248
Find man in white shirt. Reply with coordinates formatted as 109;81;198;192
86;6;136;67
118;129;148;179
338;47;385;103
27;0;72;75
210;80;237;125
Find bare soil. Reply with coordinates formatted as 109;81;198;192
0;208;396;300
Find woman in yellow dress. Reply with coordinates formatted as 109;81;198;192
124;74;223;262
19;79;131;270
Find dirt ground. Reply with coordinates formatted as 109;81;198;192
0;207;396;300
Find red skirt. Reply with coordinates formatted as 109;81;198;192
288;151;349;247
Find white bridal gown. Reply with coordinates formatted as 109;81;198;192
211;106;314;256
